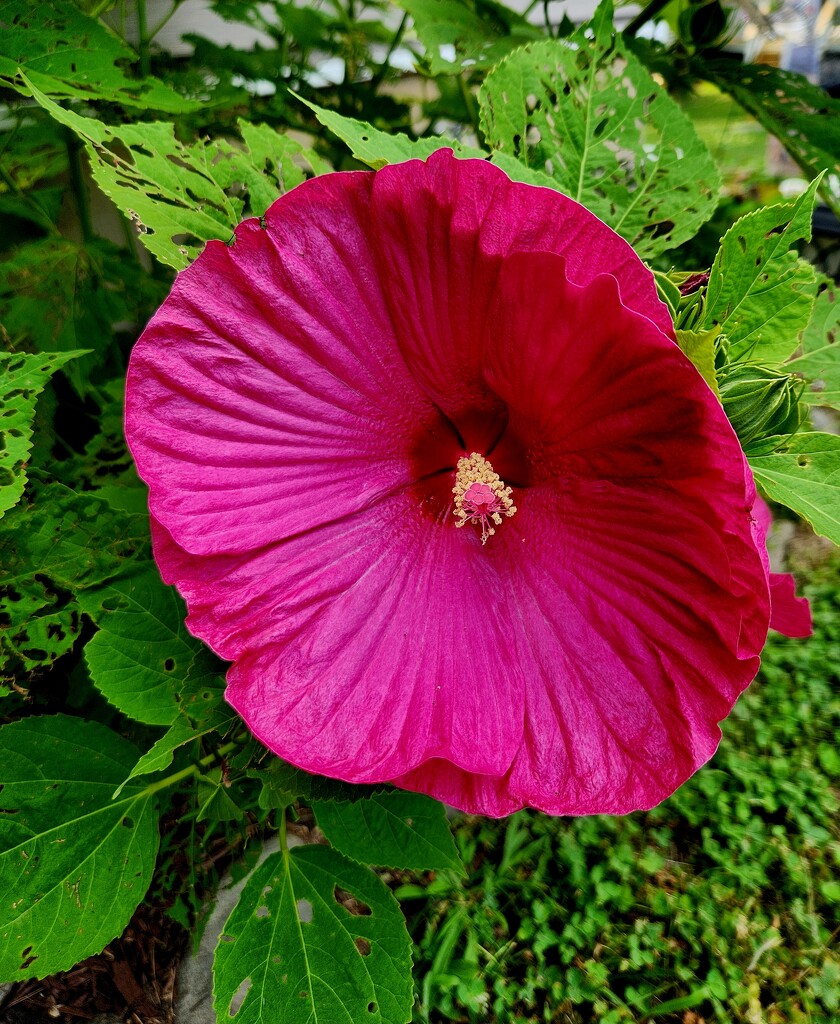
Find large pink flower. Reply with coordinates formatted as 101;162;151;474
126;150;773;817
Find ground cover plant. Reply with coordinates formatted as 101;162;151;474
1;0;840;1021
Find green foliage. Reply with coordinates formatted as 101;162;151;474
0;350;84;517
787;276;840;409
314;792;462;872
395;0;542;75
704;59;840;219
213;844;414;1023
25;80;329;270
702;179;821;363
405;573;840;1022
0;484;148;685
0;0;199;112
749;432;840;545
0;716;160;981
77;566;227;727
478;0;721;258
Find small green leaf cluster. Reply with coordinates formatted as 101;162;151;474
405;569;840;1023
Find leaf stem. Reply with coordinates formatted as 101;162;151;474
136;0;152;79
623;0;674;38
370;12;409;89
64;128;93;244
141;741;238;798
457;74;485;148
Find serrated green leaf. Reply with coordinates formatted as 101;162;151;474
77;567;225;727
0;0;199;112
703;179;821;362
25;79;326;270
675;326;721;396
0;716;160;981
0;350;85;516
297;95;485;169
213;845;413;1024
478;0;721;258
254;758;387;808
0;484;148;682
749;431;840;544
314;792;462;872
395;0;541;75
704;58;840;219
788;277;840;408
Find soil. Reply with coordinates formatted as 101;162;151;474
0;906;186;1024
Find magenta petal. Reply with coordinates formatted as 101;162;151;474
126;171;447;556
752;497;812;637
150;499;524;782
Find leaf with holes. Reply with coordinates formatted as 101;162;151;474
297;96;485;169
213;844;413;1024
78;566;226;727
0;351;85;517
0;484;148;683
0;0;198;112
788;277;840;408
0;716;160;982
314;792;462;872
703;179;821;363
749;432;840;544
25;78;326;270
703;58;840;219
478;0;721;258
394;0;541;75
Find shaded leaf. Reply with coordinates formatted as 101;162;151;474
25;79;327;270
0;716;160;981
478;0;721;258
314;792;462;872
254;758;386;810
703;179;821;362
78;567;226;727
0;484;148;682
395;0;541;75
0;0;198;112
213;845;413;1024
749;432;840;544
704;58;840;219
0;350;84;517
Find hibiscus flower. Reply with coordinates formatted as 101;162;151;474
127;150;780;817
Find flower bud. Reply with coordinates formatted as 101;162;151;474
718;364;805;450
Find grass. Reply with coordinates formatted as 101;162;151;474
403;551;840;1023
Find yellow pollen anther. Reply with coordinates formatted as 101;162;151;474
452;452;517;545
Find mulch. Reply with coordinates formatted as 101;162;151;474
0;905;186;1024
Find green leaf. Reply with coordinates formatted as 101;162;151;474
254;758;386;809
297;95;485;169
703;179;821;362
394;0;541;75
675;326;721;396
25;78;326;270
478;0;721;258
0;484;148;682
0;716;160;981
78;566;225;727
0;239;148;397
704;58;840;219
314;792;462;872
749;432;840;544
787;277;840;408
0;350;85;517
0;0;199;112
213;845;413;1023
